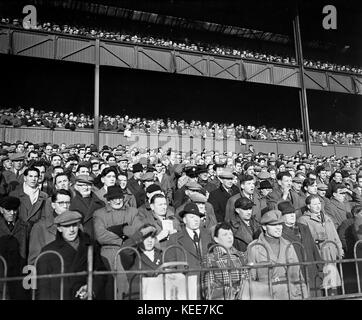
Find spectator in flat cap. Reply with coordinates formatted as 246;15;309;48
229;197;261;252
93;185;143;299
153;161;173;207
316;166;328;186
28;189;72;265
188;192;217;233
208;168;239;223
278;200;323;297
166;202;213;298
69;174;105;239
225;174;266;225
292;176;304;198
127;163;147;208
248;209;309;300
9;153;27;184
94;167;118;203
197;164;217;193
9;167;48;228
36;209;109;300
0;196;29;299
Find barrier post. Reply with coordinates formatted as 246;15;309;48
87;245;93;300
0;255;7;300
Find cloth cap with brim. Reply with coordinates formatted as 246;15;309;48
0;196;20;210
146;184;162;194
9;153;25;161
219;168;234;179
139;157;148;166
292;176;303;183
54;210;82;226
133;163;144;173
104;185;124;200
235;197;255;210
196;165;208;175
0;149;8;156
75;175;94;185
189;193;207;203
259;180;273;190
179;202;205;218
185;166;198;178
317;183;328;191
257;171;271;180
101;167;118;177
185;180;203;190
141;172;155;181
277;201;295;215
260;210;283;225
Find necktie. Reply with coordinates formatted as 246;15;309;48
8;222;14;231
193;231;202;259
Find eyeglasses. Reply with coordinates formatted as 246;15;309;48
56;201;71;206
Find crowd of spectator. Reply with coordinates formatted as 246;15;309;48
0;107;361;146
1;17;362;75
0;139;361;300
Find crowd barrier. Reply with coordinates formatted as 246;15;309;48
0;126;361;157
1;240;362;300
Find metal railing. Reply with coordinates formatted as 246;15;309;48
1;240;362;300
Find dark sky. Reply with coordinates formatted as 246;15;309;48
0;55;361;132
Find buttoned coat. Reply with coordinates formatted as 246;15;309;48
266;187;304;218
247;233;309;300
208;184;239;222
127;177;146;208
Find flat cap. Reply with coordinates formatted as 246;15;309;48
141;172;155;181
9;153;25;161
118;156;129;162
75;174;94;184
278;201;295;215
317;183;328;191
257;171;271;180
219;168;234;179
0;149;8;156
292;176;303;183
139;157;148;166
189;193;207;203
260;210;283;225
235;197;255;210
179;202;205;218
133;163;144;173
259;180;273;190
0;196;20;210
185;180;203;190
54;210;82;226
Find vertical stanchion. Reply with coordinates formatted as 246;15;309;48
94;38;100;149
87;245;93;300
0;255;7;300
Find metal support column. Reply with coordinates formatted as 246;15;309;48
293;8;311;154
94;39;100;149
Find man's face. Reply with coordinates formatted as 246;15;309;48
306;181;318;195
78;150;85;158
317;189;326;197
35;166;46;184
118;175;128;189
222;177;234;189
155;163;163;173
143;236;156;251
241;180;255;195
3;159;12;170
293;181;302;192
45;145;52;155
246;166;255;176
319;170;327;180
16;144;24;153
134;171;143;180
51;194;71;215
269;170;276;179
24;171;39;188
118;160;128;171
279;176;292;190
151;197;167;216
51;156;62;167
91;161;100;172
102;172;116;187
199;172;208;181
108;197;124;210
183;213;201;230
333;173;342;183
13;160;23;170
333;189;346;202
55;175;70;190
58;223;79;242
357;177;362;188
1;208;17;223
214;228;234;250
77;167;90;176
283;213;296;226
236;208;252;221
299;165;306;173
28;152;38;161
263;224;283;238
308;198;322;214
74;182;92;197
234;162;242;174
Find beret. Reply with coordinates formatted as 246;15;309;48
235;197;254;210
0;196;20;210
179;202;205;218
75;174;94;184
54;210;82;226
260;210;283;225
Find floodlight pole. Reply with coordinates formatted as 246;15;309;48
94;38;100;149
293;7;311;154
